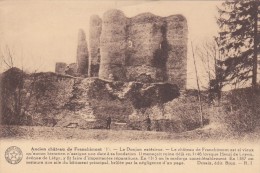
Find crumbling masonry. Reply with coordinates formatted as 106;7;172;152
56;9;188;89
55;29;89;76
76;29;89;75
90;9;188;89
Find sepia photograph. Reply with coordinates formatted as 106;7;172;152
0;0;259;172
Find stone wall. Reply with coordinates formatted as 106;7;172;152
55;62;77;76
126;13;165;82
165;15;188;89
99;10;127;81
94;9;188;89
89;15;102;77
66;63;77;76
55;62;67;75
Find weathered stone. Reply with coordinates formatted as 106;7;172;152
55;62;78;76
55;62;67;75
89;15;102;77
94;10;188;89
99;9;127;81
1;68;207;132
76;29;89;76
165;15;188;89
66;63;77;76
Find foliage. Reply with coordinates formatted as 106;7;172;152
0;68;26;124
217;0;259;87
195;39;225;102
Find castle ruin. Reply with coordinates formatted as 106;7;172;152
89;15;102;77
56;9;188;89
55;29;89;77
90;9;188;89
76;29;89;75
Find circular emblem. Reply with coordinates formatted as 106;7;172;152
5;146;23;164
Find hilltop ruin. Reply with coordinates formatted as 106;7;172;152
1;10;194;132
96;9;188;89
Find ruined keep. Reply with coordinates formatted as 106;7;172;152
6;10;190;132
55;9;188;89
89;9;188;89
76;29;89;76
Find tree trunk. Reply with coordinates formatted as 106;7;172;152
191;41;204;127
252;1;259;88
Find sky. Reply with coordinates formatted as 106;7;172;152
0;0;223;89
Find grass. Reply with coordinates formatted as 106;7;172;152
1;123;260;142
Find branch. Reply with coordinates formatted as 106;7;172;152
6;46;14;67
1;56;12;68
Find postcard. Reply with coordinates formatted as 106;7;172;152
1;1;259;173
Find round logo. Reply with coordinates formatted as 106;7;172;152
5;146;23;164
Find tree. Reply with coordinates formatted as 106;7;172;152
0;46;27;124
0;46;39;125
217;0;259;88
196;38;224;103
191;41;204;127
0;45;15;70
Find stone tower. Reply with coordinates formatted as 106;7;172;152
90;9;188;89
89;15;102;77
165;15;188;89
76;29;89;76
99;10;127;81
126;13;166;82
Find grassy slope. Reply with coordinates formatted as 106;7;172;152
1;122;259;142
1;77;260;141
